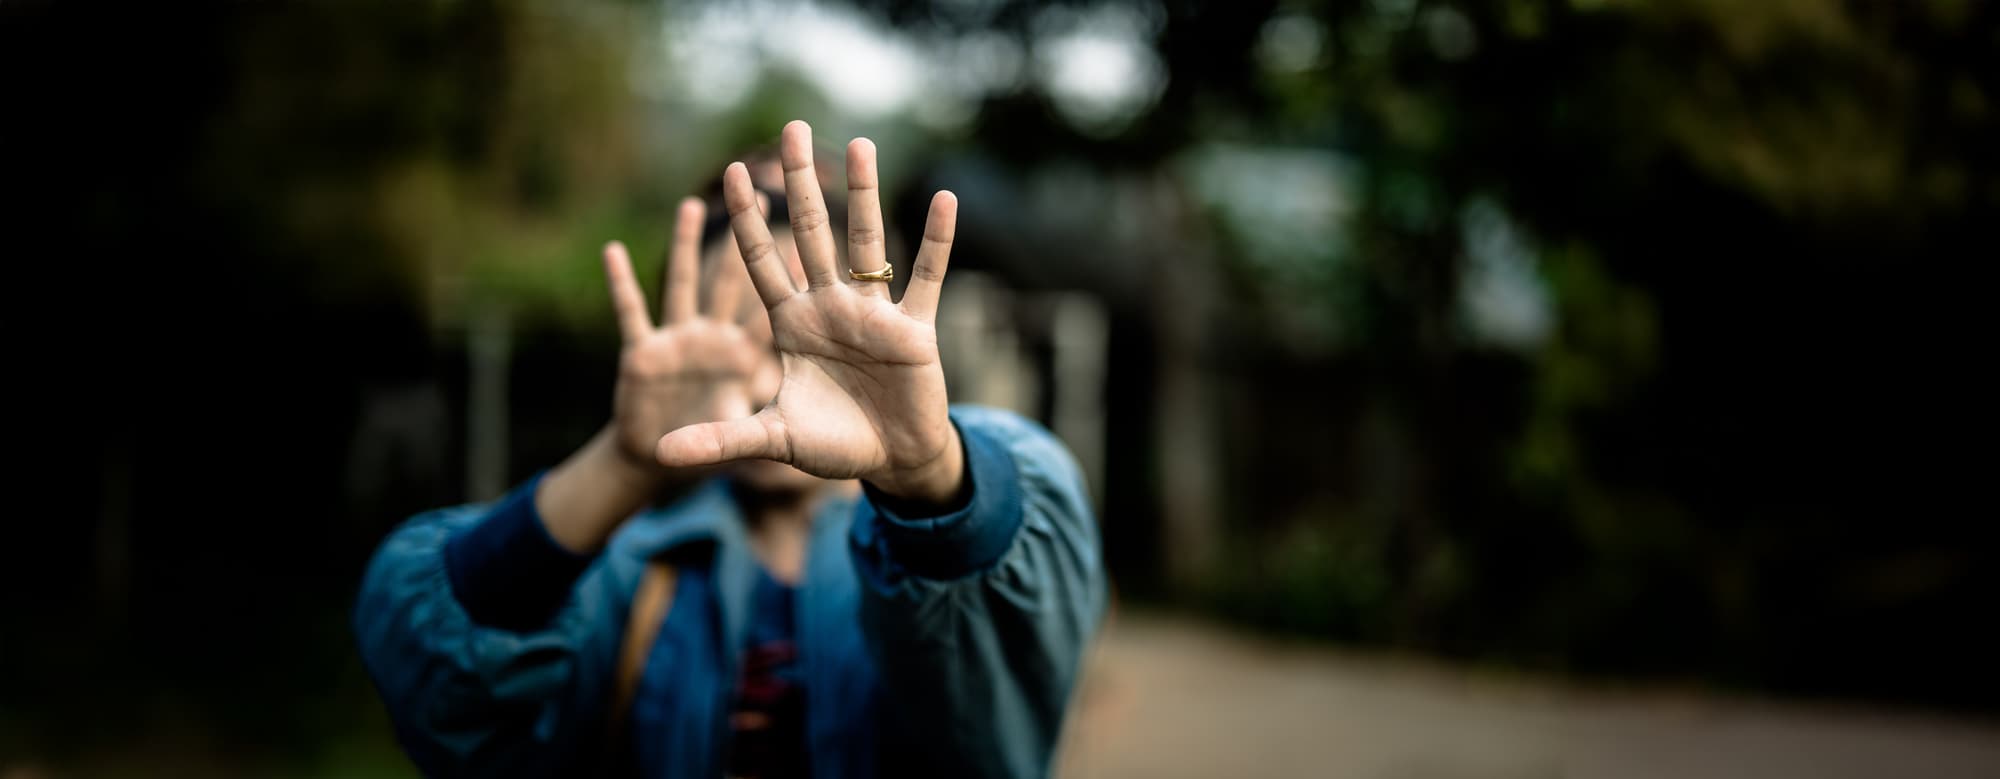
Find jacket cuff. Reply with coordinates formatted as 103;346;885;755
443;472;593;631
852;414;1024;581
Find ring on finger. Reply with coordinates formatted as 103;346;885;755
849;264;894;282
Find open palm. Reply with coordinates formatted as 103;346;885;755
603;198;763;469
655;121;965;505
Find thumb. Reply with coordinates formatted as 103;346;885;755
656;412;787;468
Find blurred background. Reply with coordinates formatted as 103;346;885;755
4;0;1997;776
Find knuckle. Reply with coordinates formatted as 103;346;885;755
848;225;883;246
790;208;829;234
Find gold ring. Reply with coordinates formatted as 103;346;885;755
849;264;894;282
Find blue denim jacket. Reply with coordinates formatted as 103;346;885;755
352;406;1104;777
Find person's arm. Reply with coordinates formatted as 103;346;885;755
654;121;1104;777
851;406;1102;779
443;198;765;631
353;195;770;773
537;424;668;550
354;500;641;777
438;428;661;632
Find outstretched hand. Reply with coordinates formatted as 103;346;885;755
604;197;764;472
655;121;966;508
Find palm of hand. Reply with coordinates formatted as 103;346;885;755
599;203;764;470
612;321;761;465
755;290;951;481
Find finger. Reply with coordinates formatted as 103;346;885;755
899;190;957;322
705;191;770;324
663;197;703;324
723;162;797;308
655;411;787;468
845;137;889;299
602;240;652;341
758;191;811;292
779;120;841;289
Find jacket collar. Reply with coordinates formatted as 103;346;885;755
610;478;858;666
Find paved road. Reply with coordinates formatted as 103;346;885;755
1058;612;2000;779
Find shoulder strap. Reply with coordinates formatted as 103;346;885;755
608;559;676;737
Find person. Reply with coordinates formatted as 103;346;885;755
352;120;1105;778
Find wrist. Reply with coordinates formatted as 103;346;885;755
595;425;672;489
536;426;668;554
869;424;968;512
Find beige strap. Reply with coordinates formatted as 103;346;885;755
608;559;676;736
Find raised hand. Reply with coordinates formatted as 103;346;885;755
655;121;966;507
603;197;765;471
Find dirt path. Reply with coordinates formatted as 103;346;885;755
1058;612;2000;779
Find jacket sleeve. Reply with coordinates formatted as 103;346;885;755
849;405;1107;779
351;487;639;777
